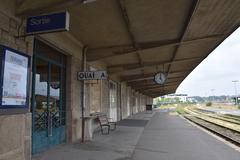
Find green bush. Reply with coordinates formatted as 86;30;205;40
206;102;212;107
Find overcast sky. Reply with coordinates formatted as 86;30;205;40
176;27;240;97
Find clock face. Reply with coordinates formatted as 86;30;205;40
154;73;167;84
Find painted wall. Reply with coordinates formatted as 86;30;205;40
66;57;83;142
121;83;130;119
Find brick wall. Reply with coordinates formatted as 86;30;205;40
0;1;33;160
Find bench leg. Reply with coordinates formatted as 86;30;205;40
109;123;117;131
100;126;104;134
101;125;110;135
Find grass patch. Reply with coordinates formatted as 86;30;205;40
176;105;186;114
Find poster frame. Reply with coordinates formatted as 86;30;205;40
0;45;31;110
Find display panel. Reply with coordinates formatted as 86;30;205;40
0;45;30;109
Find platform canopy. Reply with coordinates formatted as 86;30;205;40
16;0;240;97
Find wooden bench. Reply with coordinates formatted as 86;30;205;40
98;115;116;134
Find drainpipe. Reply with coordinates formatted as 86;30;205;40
81;46;88;143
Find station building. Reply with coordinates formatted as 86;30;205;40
0;0;240;160
0;1;152;159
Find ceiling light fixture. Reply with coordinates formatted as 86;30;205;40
82;0;97;4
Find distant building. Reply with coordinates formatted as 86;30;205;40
187;97;201;103
163;94;188;103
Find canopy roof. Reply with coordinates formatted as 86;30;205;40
17;0;240;97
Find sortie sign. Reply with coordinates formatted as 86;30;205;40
26;11;70;35
77;71;108;80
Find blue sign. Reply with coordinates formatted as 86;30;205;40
26;11;69;35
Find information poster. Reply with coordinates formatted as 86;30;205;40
2;49;29;106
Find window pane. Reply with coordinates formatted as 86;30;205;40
50;64;62;127
34;58;48;131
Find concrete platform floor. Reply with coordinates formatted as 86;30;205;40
32;110;240;160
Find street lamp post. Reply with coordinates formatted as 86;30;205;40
232;80;239;105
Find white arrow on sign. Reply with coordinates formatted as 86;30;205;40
77;71;108;80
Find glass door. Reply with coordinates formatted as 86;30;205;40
32;55;66;154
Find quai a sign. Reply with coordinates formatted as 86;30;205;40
77;71;108;80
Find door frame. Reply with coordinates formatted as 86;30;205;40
31;40;67;154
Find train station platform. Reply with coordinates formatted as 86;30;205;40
33;110;240;160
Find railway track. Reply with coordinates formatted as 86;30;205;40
183;108;240;146
190;108;240;125
195;108;240;122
